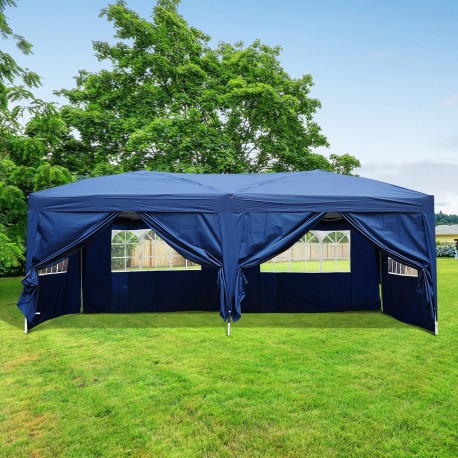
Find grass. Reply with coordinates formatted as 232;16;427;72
0;258;457;457
112;259;350;273
260;259;350;272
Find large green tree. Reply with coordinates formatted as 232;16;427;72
57;0;359;175
0;0;74;275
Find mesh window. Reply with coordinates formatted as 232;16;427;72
387;258;418;277
111;229;200;272
261;230;351;273
38;258;69;276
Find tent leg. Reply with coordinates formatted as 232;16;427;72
435;321;438;336
24;317;28;334
227;318;231;337
80;249;84;313
379;251;384;312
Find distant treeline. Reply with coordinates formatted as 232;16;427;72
435;212;458;225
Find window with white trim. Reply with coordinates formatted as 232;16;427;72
260;230;351;273
387;258;418;277
38;258;69;276
111;229;200;272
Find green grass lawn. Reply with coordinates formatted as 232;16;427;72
260;259;350;272
0;259;457;457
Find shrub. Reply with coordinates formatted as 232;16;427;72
436;243;457;257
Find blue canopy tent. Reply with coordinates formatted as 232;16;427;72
17;170;437;334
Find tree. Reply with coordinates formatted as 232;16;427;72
435;211;458;226
0;0;74;275
57;0;359;175
329;154;361;176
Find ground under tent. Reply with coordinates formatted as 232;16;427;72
17;170;438;334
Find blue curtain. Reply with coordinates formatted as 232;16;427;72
138;212;227;318
232;212;326;320
137;213;222;267
18;212;119;321
139;211;325;322
341;212;437;321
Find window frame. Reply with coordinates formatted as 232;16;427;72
387;257;418;277
260;229;351;274
38;258;69;276
110;229;200;273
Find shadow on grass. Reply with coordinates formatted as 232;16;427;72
1;306;412;333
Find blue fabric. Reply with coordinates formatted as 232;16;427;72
138;213;222;267
111;272;129;313
29;170;433;213
29;251;81;328
138;211;323;321
341;212;437;329
82;220;217;314
126;271;205;313
241;226;380;313
18;212;118;321
233;212;326;319
83;226;112;314
18;170;437;332
137;212;228;318
350;227;381;310
380;254;431;331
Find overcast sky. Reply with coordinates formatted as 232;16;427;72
4;0;458;213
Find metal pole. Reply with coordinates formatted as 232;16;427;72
227;312;231;337
379;251;384;312
24;317;28;334
319;240;323;272
80;249;84;313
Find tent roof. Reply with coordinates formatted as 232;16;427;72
29;170;433;213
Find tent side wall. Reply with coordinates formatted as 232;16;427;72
378;210;437;333
83;224;220;314
83;220;380;316
241;225;381;313
30;251;81;328
380;253;431;331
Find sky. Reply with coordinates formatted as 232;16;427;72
4;0;458;213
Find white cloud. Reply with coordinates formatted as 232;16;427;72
444;94;458;108
360;160;458;214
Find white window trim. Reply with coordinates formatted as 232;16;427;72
38;259;69;276
111;229;200;272
387;257;418;277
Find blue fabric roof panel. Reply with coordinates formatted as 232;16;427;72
29;170;433;213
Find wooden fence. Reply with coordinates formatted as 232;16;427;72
127;240;350;268
271;243;350;263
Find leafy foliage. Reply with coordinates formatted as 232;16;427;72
0;0;40;88
0;179;26;274
0;1;74;275
329;154;361;176
0;230;23;275
57;0;359;175
436;243;457;257
435;211;458;226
